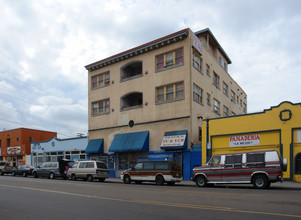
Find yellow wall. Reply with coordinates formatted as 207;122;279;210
202;101;301;181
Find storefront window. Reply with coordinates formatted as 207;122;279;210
118;152;147;170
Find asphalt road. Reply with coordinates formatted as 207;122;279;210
0;176;301;220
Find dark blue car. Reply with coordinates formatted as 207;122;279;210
12;165;35;177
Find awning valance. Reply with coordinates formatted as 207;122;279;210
109;131;149;152
160;130;187;150
85;139;104;154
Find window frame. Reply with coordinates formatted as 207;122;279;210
91;99;110;116
91;71;110;90
156;48;184;72
193;49;202;73
213;98;220;115
156;81;184;104
193;83;203;105
213;72;220;89
223;82;228;96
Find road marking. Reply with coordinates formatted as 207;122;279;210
1;184;301;218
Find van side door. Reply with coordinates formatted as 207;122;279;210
222;154;243;182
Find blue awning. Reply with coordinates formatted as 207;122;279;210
109;131;149;152
160;130;187;150
85;139;104;154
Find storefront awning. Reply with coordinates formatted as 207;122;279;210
85;139;104;154
109;131;149;152
160;130;187;150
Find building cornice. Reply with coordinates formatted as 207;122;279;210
85;28;189;72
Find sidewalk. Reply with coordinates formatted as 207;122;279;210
106;177;301;189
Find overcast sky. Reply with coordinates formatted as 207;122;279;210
0;0;300;138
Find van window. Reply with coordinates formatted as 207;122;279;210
79;162;87;168
171;162;181;171
97;162;107;169
143;162;155;170
72;162;78;168
87;162;94;168
134;163;143;170
208;156;221;165
225;154;242;168
247;153;265;163
155;162;169;170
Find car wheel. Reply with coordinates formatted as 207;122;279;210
253;175;268;189
33;172;38;178
12;171;16;176
195;176;207;187
0;170;3;176
49;173;55;179
99;178;105;182
87;175;93;182
123;175;131;184
155;175;165;185
22;172;27;177
71;174;77;181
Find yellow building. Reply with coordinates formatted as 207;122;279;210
202;101;301;182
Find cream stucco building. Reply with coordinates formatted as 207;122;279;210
84;28;247;177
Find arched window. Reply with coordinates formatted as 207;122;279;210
121;61;142;81
295;153;301;174
121;92;143;111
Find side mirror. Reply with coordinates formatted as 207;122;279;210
282;158;287;172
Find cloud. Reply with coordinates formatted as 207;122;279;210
0;0;300;137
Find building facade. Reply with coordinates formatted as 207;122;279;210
202;101;301;182
85;28;247;177
0;128;57;166
31;136;87;167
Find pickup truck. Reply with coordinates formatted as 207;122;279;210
0;161;15;175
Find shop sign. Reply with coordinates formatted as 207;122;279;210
229;134;260;147
193;34;202;55
161;135;186;147
7;146;21;154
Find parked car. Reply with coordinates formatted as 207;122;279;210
12;165;35;177
192;150;287;189
0;161;15;175
33;159;73;179
67;160;109;182
120;161;182;185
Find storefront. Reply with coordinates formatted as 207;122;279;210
31;137;87;167
202;101;301;182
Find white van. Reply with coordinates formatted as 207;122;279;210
67;160;109;182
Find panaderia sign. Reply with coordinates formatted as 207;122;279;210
229;134;260;147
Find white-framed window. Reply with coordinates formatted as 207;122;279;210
231;90;235;103
213;99;220;114
213;72;220;88
243;103;247;113
223;106;229;117
206;93;211;106
193;50;202;72
206;64;210;76
223;82;228;96
193;84;203;104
